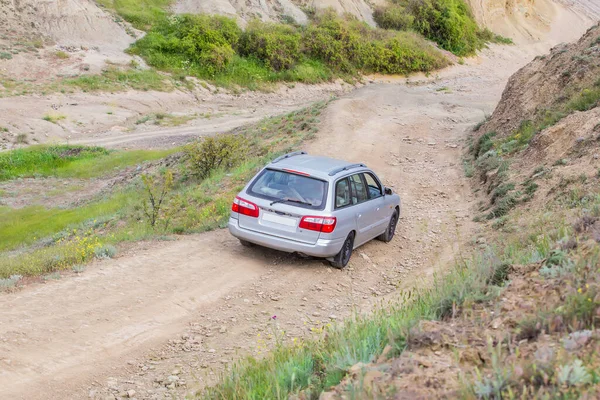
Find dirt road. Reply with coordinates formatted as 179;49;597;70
0;4;593;399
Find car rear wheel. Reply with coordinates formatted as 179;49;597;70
330;232;354;269
378;210;398;243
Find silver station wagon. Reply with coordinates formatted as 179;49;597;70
228;151;401;268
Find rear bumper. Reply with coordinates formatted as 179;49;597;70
228;217;345;258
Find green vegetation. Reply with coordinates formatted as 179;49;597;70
0;66;181;98
129;12;449;88
0;191;135;252
0;145;175;181
466;78;600;221
96;0;174;30
0;102;327;278
55;51;70;59
64;67;173;93
184;135;247;179
373;0;512;56
42;113;66;124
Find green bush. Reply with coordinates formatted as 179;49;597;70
130;14;241;75
373;4;414;30
373;0;499;57
130;12;448;87
184;135;247;179
408;0;483;56
303;11;446;74
302;11;369;73
239;20;301;71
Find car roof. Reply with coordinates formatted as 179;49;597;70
269;153;367;180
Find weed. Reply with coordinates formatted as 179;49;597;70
142;169;174;228
72;264;86;274
15;133;28;144
42;272;62;281
471;343;511;399
463;160;474;178
557;359;592;386
487;193;517;219
135;115;151;125
516;317;542;341
55;50;70;59
42;113;66;124
95;244;117;259
0;274;22;291
0;52;12;60
64;67;171;93
491;216;508;230
472;131;496;159
490;182;515;204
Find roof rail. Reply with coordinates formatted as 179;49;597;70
271;151;307;163
328;163;367;176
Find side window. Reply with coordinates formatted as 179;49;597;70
349;174;368;204
364;173;382;199
335;178;351;208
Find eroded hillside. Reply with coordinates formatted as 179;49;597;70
317;24;600;400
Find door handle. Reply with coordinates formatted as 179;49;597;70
356;213;362;218
376;207;380;211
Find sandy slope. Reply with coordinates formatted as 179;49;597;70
0;1;595;400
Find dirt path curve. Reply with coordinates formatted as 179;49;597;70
0;6;593;399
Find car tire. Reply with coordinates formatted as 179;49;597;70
330;232;354;269
378;210;398;243
239;239;254;248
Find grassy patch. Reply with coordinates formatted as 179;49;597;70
0;145;176;181
55;51;70;59
0;190;135;252
42;113;66;124
0;102;327;278
129;12;449;89
96;0;173;30
64;67;173;93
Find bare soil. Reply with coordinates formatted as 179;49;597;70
0;80;353;150
0;2;595;400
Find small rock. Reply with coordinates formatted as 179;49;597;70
329;315;337;320
312;312;321;317
208;349;216;353
219;326;227;334
126;390;136;398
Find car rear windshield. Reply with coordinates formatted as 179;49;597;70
248;168;328;209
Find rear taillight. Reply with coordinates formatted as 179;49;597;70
299;216;337;233
232;196;259;218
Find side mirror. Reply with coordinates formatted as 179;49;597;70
384;187;393;196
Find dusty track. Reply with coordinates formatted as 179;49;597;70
0;4;593;399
